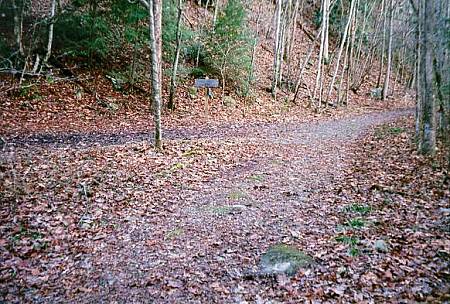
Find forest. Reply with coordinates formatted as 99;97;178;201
0;0;449;302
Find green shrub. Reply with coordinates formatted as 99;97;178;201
54;0;148;64
162;0;194;61
344;204;371;215
346;218;365;229
204;0;254;93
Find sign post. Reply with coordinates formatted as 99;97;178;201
195;78;219;114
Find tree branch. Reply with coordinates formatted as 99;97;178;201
138;0;149;9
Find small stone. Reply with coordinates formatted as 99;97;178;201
223;96;237;107
374;239;389;252
231;204;247;210
337;266;347;275
188;87;198;98
290;230;301;239
370;87;382;99
439;208;450;214
107;102;119;112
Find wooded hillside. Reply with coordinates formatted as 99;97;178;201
0;0;449;302
1;0;448;153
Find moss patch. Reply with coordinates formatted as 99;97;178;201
259;244;313;276
228;189;247;200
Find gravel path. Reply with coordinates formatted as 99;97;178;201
5;109;413;148
61;109;413;303
3;108;415;303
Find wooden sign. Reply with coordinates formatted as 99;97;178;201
195;79;219;88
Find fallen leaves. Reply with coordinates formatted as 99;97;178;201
1;111;448;303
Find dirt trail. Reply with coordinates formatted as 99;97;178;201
58;109;412;303
5;109;413;148
2;109;416;303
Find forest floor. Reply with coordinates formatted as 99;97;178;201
1;102;448;303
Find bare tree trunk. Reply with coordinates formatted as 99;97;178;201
145;0;163;149
154;0;162;87
278;0;290;87
414;1;421;140
129;7;140;86
88;0;98;70
433;0;449;142
286;0;300;88
292;30;321;104
439;0;450;156
351;0;377;88
266;5;275;39
345;0;358;105
312;0;328;108
377;0;386;88
248;9;261;95
168;0;183;110
43;0;57;64
12;0;24;56
323;0;330;64
418;0;436;154
382;0;394;100
337;35;350;105
325;0;356;104
213;0;219;28
271;0;282;99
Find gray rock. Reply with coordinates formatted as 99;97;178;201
374;239;389;252
439;208;450;214
370;88;382;99
259;244;313;276
223;96;237;107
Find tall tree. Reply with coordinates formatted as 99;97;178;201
326;0;356;104
323;0;330;63
168;0;183;110
418;0;437;154
213;0;220;27
312;0;328;108
376;0;386;88
43;0;57;65
271;0;282;99
382;0;394;100
286;0;300;87
140;0;163;149
12;0;24;56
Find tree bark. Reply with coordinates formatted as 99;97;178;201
286;0;300;88
418;0;436;154
376;0;386;88
312;0;328;108
153;0;162;87
323;0;330;64
325;0;356;104
44;0;57;64
382;0;394;100
271;0;282;99
414;0;421;141
248;9;261;95
168;0;183;110
147;0;163;149
12;0;24;56
213;0;219;28
292;30;321;104
277;0;290;87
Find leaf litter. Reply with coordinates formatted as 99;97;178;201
1;110;448;303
